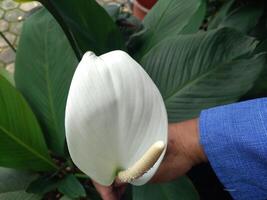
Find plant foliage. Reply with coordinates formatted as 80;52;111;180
1;0;266;199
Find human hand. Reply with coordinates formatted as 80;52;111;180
93;118;207;199
93;180;126;200
151;118;207;182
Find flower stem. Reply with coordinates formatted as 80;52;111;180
0;32;16;52
75;173;89;179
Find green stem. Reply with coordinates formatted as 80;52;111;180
40;0;82;60
75;173;89;179
0;32;16;52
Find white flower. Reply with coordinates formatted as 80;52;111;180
65;50;168;186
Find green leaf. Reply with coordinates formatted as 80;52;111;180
243;65;267;99
0;167;37;193
122;185;133;200
242;40;267;100
58;175;86;199
218;4;263;33
0;68;14;86
0;76;57;171
60;196;72;200
141;28;265;122
28;175;86;198
250;11;267;40
208;0;235;30
180;0;206;34
133;177;199;200
27;175;86;198
104;3;120;21
40;0;125;59
0;191;41;200
138;0;206;56
0;167;41;200
15;8;78;156
14;0;34;2
26;176;60;195
86;186;102;200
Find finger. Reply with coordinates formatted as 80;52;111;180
93;181;118;200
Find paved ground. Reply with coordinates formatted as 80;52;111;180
0;0;41;73
0;0;128;74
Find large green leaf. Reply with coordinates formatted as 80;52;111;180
242;65;267;99
0;191;41;200
15;0;33;2
0;68;14;86
26;176;60;195
0;167;37;193
60;196;72;200
133;177;199;200
27;174;86;198
0;76;56;171
58;175;86;199
40;0;125;59
15;8;78;156
250;10;267;40
179;0;206;34
242;40;267;100
0;167;41;200
218;4;263;33
137;0;206;56
208;0;235;30
141;28;265;122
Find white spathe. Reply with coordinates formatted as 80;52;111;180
65;50;168;186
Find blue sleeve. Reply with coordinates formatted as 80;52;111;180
199;98;267;200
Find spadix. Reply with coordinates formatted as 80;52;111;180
65;50;168;186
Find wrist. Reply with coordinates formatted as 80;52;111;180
171;118;207;166
190;118;207;165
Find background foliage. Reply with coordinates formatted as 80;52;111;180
0;0;266;199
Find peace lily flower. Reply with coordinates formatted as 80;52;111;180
65;50;168;186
